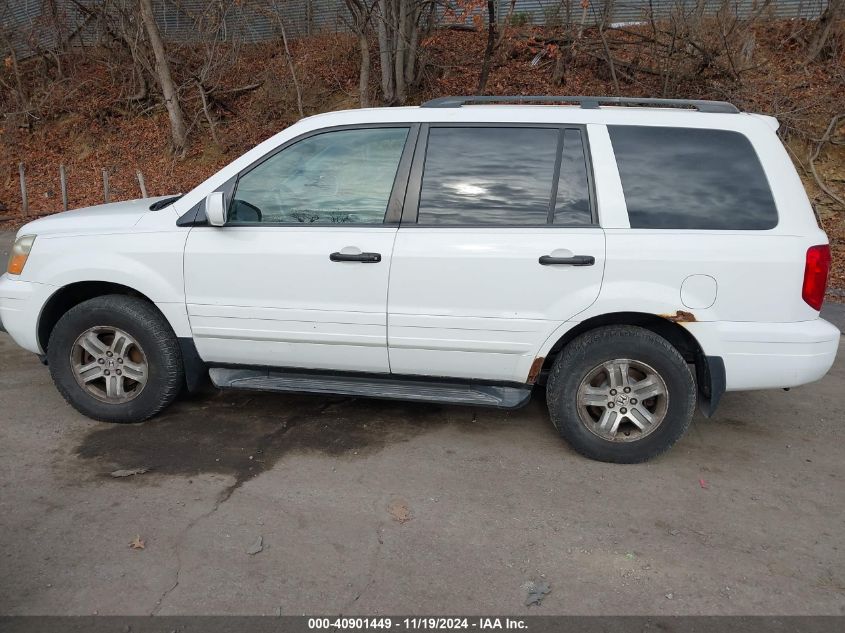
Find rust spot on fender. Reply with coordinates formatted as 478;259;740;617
527;357;545;384
659;310;697;323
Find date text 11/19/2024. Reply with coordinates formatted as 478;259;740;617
308;618;528;630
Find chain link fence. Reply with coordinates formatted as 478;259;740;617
2;0;831;58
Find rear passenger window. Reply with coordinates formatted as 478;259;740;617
417;127;558;225
608;126;777;230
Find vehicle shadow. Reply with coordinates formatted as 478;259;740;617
75;387;551;488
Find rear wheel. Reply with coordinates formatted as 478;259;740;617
47;295;183;423
546;325;696;463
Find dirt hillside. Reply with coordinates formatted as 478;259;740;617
2;24;843;296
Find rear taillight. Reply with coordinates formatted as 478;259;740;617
802;244;831;311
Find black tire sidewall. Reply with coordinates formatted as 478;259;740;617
47;296;182;423
548;326;696;463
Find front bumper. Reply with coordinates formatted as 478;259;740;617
687;318;841;391
0;274;56;354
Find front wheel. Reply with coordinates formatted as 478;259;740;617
47;295;184;423
546;325;696;463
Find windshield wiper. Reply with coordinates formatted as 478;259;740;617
149;195;184;211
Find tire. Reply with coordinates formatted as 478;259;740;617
47;295;184;423
546;325;696;463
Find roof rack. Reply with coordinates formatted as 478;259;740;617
420;95;740;114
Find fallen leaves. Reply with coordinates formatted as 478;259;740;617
110;467;150;478
524;580;551;606
387;498;412;524
128;535;145;550
246;535;264;555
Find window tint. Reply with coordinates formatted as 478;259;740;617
417;127;558;225
553;129;592;225
608;126;777;230
231;127;408;224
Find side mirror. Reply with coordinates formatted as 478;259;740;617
205;192;227;227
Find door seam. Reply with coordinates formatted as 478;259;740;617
384;227;401;374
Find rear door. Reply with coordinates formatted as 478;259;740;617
386;124;606;383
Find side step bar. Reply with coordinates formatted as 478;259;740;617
209;368;532;410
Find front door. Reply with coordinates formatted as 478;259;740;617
387;125;606;383
184;125;414;373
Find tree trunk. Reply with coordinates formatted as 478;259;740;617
196;80;219;145
807;0;844;61
552;0;581;86
373;0;426;105
343;0;374;108
403;2;419;87
377;0;394;104
278;15;304;118
394;0;407;104
597;1;620;95
45;0;67;55
477;0;497;94
138;0;188;153
358;32;371;107
0;33;28;115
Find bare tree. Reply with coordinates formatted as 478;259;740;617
807;0;845;61
808;112;845;209
138;0;188;152
344;0;378;107
596;0;619;94
374;0;431;105
188;1;238;144
551;0;587;86
276;12;303;117
0;29;30;126
477;0;496;94
66;0;153;106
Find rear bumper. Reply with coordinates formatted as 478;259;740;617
0;274;55;354
687;319;840;391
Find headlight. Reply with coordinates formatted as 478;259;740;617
7;235;36;275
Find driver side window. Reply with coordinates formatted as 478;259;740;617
230;127;409;224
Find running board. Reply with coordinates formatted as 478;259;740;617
208;368;532;410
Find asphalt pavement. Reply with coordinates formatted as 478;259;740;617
1;230;843;615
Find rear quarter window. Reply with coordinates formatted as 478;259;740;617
608;126;778;230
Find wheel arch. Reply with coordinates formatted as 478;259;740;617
538;312;724;416
38;281;160;352
38;281;206;393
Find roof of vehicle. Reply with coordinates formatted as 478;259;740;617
299;96;777;133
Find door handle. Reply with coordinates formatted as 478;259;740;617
538;255;595;266
330;251;382;263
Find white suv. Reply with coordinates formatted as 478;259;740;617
1;96;839;463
